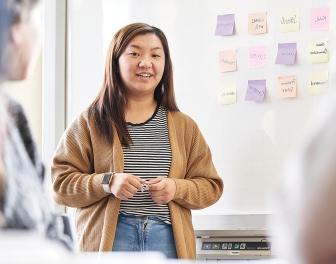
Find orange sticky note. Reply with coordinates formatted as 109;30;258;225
219;50;237;72
278;75;297;98
248;12;267;35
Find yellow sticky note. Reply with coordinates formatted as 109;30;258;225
218;85;237;105
219;50;237;72
309;71;328;95
279;10;299;32
308;41;329;64
248;12;267;35
278;75;297;99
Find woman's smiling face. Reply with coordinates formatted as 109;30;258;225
118;33;165;98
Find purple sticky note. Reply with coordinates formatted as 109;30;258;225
245;80;266;103
275;43;297;65
215;14;235;36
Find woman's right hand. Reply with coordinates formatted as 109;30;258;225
110;173;145;200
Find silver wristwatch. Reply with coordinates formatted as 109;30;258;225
101;172;114;193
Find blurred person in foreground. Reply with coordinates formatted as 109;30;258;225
0;0;72;249
274;92;336;264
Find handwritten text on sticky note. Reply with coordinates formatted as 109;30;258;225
215;14;235;36
249;46;267;68
275;43;297;65
279;10;299;32
309;41;329;64
248;12;267;35
218;85;237;105
245;80;266;102
309;71;328;95
219;50;237;72
311;7;329;31
278;75;297;98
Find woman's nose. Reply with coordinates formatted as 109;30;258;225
138;58;152;68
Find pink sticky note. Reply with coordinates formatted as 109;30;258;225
249;46;267;68
219;50;237;72
248;12;267;35
278;75;297;98
310;8;329;31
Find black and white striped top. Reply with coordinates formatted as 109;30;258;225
120;105;172;224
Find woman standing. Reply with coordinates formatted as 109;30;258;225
52;23;223;259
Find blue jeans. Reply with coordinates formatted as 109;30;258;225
112;214;177;259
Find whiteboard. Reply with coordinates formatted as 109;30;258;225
66;0;336;215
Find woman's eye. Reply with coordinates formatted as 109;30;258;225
129;52;139;57
152;54;161;58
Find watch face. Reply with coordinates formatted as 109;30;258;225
102;173;112;184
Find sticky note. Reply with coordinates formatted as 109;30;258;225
215;14;235;36
248;12;267;35
218;85;237;105
245;80;266;103
219;50;237;72
249;46;267;68
308;41;329;63
278;75;297;98
275;43;297;65
279;10;299;32
310;7;329;31
309;71;328;95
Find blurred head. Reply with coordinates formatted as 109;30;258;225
0;0;41;82
90;23;179;147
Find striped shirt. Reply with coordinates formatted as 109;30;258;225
120;105;172;224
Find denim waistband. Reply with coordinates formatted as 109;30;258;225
119;213;168;224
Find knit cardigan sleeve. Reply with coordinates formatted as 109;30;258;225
172;118;223;209
51;113;108;208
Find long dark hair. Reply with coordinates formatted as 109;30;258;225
88;23;179;147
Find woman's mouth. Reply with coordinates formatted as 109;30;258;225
136;73;153;78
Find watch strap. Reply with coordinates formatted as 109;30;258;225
101;172;114;193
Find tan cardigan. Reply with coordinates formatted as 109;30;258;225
51;110;223;259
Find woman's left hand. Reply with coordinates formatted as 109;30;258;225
147;177;176;204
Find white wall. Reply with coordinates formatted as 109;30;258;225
42;0;66;168
66;0;336;215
